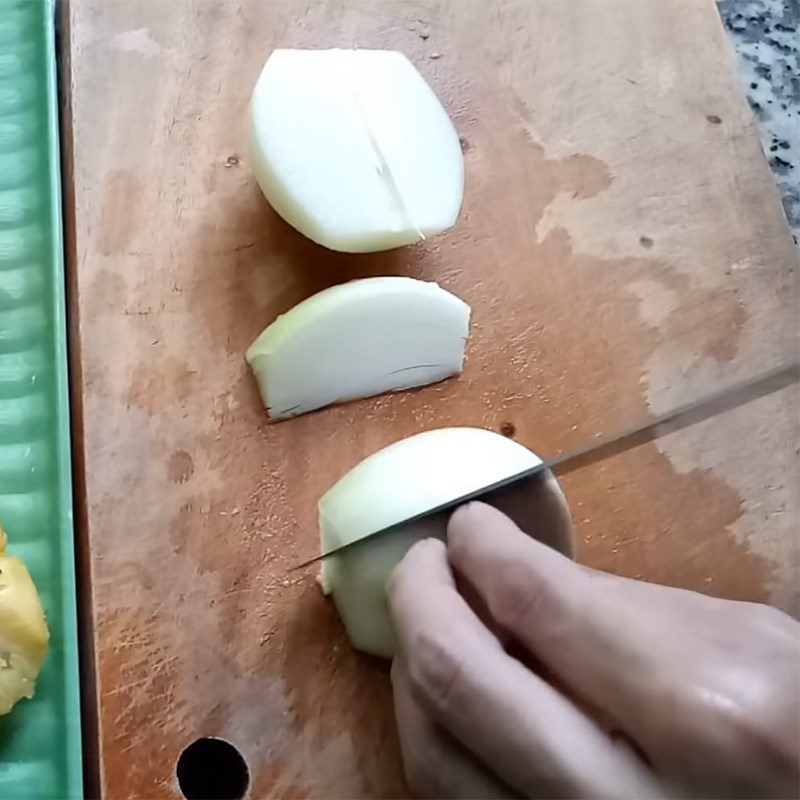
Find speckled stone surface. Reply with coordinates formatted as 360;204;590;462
718;0;800;239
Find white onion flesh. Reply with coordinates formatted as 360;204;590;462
246;277;470;420
249;49;464;253
318;427;574;657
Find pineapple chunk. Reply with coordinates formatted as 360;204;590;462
0;525;49;715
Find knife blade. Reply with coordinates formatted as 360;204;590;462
291;360;799;571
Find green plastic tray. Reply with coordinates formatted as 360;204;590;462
0;0;82;797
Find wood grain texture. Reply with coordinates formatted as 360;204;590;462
65;1;799;797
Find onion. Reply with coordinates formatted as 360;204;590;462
318;428;574;657
246;277;470;420
249;49;464;252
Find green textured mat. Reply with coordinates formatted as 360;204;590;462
0;0;82;797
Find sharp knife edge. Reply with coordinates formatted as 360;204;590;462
291;361;799;571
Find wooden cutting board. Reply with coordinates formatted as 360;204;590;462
63;1;799;797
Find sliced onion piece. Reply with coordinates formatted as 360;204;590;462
246;277;470;420
249;48;464;253
318;427;574;657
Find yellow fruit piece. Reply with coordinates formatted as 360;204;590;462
0;525;49;716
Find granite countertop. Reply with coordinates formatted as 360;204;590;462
718;0;799;241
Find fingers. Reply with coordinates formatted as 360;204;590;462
446;501;800;792
392;659;520;799
388;538;662;799
395;505;800;800
447;501;589;639
446;503;652;716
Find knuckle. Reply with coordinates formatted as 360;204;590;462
405;628;469;718
716;704;787;770
688;674;797;778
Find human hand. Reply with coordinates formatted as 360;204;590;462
387;502;800;799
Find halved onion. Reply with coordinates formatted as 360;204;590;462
249;49;464;252
318;427;574;657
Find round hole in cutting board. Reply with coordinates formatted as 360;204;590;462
176;737;249;800
499;421;516;438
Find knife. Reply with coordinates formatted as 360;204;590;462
291;360;799;571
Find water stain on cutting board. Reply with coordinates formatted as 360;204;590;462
453;89;761;593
